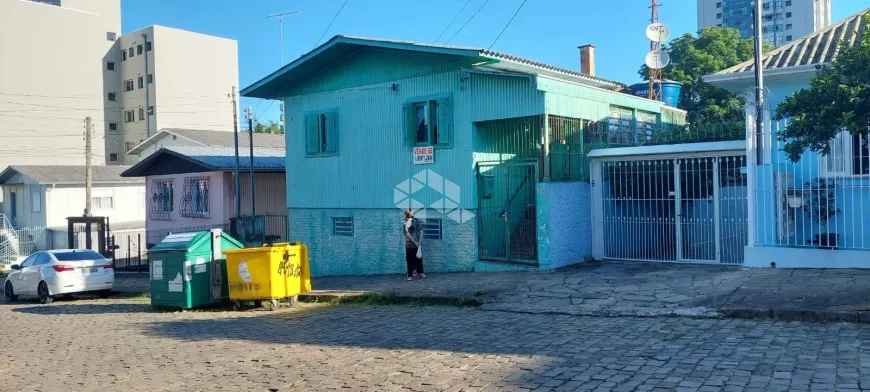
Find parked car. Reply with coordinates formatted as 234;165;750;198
4;249;114;304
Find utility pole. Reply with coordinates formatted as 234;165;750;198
230;86;241;219
247;107;256;219
84;117;93;217
753;0;765;163
266;11;300;66
648;0;662;101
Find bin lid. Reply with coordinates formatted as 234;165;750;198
149;230;244;253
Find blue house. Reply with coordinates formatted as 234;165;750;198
705;9;870;267
242;35;684;276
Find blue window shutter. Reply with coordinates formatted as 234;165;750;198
304;113;320;154
324;110;338;153
404;103;416;147
436;96;452;147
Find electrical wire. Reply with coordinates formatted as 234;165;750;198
313;0;350;49
435;0;472;44
446;0;491;45
488;0;527;50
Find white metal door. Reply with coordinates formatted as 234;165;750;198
591;153;747;264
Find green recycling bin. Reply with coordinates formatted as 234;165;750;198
147;229;243;309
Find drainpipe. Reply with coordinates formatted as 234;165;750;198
142;33;152;138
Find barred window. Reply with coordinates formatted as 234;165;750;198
150;179;173;220
180;177;209;218
422;218;442;240
332;217;354;237
608;106;635;145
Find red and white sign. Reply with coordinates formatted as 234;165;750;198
413;146;434;165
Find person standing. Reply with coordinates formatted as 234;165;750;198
403;209;426;281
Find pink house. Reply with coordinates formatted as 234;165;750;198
120;146;287;247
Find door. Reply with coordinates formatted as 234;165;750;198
477;161;538;264
594;154;747;264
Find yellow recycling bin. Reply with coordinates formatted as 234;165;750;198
223;242;312;311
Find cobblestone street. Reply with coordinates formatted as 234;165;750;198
4;297;870;391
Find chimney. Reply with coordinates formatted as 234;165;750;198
579;44;596;76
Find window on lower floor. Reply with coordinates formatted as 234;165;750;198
823;130;870;176
109;153;119;162
106;61;115;71
137;44;143;55
148;106;154;116
108;122;118;132
92;195;114;209
147;74;153;84
332;217;354;237
138;76;144;89
145;41;152;51
108;92;117;102
422;218;442;240
139;108;145;121
125;141;136;152
180;177;209;218
150;179;173;220
124;79;134;92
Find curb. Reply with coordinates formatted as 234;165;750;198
298;292;484;307
719;308;870;324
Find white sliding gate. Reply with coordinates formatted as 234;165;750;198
590;142;748;264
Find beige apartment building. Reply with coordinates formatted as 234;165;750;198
0;0;239;170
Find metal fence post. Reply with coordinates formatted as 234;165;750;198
137;233;142;274
127;235;131;269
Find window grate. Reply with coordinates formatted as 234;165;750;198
180;177;209;218
149;179;173;220
332;217;354;237
422;218;442;240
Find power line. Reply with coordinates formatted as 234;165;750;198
446;0;491;45
488;0;527;50
313;0;350;49
435;0;472;44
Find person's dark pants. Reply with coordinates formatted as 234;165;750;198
405;247;424;277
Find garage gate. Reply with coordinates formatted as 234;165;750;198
589;143;748;264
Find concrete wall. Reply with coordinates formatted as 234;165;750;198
289;208;476;276
145;171;229;235
745;246;870;268
45;183;145;228
0;0;120;169
536;182;591;270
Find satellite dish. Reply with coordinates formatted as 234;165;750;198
646;23;671;43
645;50;670;69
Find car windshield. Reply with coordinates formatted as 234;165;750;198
52;250;104;261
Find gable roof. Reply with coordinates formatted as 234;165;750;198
707;8;868;82
120;146;286;177
0;165;142;185
241;35;624;99
127;128;285;155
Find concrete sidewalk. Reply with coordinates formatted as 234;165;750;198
113;261;870;323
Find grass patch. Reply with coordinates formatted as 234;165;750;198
300;291;480;307
111;291;151;299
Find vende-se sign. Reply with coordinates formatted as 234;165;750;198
413;146;434;165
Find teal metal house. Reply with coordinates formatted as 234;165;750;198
242;35;685;276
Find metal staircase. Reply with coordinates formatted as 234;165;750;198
0;214;21;271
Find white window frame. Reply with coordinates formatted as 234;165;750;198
124;110;135;123
124;79;134;92
92;189;114;210
821;129;870;177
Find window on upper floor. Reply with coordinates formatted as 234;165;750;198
786;11;792;18
121;50;127;62
304;109;338;156
109;153;119;162
145;41;152;51
138;76;144;89
106;61;115;71
107;92;116;102
406;95;452;148
823;130;870;176
786;35;793;41
137;44;143;55
138;108;145;121
148;106;154;116
124;110;135;123
128;47;134;58
717;12;722;19
785;0;792;6
147;74;153;84
124;79;134;92
786;23;792;30
716;2;722;8
108;122;118;132
107;32;116;41
180;177;209;218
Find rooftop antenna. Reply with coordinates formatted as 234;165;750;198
645;0;670;101
266;11;300;66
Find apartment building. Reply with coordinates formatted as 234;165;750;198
0;0;239;170
114;26;238;165
697;0;832;46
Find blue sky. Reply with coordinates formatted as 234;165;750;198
121;0;869;123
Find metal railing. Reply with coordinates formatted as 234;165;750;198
0;214;20;268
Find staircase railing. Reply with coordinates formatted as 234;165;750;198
0;213;21;268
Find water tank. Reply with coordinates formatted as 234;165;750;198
629;80;682;108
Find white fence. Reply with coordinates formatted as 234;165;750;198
749;113;870;250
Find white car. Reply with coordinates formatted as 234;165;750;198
4;249;114;304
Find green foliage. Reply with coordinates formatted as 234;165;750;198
638;26;773;123
775;15;870;162
254;120;285;134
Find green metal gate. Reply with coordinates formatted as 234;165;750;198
477;160;538;264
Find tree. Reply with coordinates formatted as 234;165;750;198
775;15;870;162
638;27;773;122
253;120;284;134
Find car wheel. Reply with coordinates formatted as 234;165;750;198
37;282;53;304
4;281;17;302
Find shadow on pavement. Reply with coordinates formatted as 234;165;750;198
12;302;154;314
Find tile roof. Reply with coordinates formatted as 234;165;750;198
127;128;285;155
120;146;286;177
715;8;869;75
0;165;141;185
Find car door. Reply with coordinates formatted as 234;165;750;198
13;253;39;295
31;253;52;290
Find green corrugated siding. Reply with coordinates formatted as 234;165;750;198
287;48;478;97
468;73;544;122
539;76;673;118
